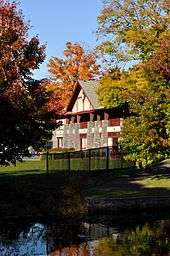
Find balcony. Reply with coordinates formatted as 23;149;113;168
80;122;88;129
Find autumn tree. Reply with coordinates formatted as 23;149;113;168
142;35;170;84
0;1;58;165
120;35;170;167
98;39;170;167
97;0;170;167
48;42;99;110
97;0;169;65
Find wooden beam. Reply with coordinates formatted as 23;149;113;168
66;118;69;125
97;114;101;121
90;112;94;121
104;112;109;120
77;115;81;123
71;116;75;123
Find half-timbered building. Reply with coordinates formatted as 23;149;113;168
52;80;126;151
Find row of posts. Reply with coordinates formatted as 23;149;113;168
45;147;122;174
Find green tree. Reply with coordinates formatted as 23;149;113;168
97;1;170;167
97;0;169;65
0;1;58;165
99;63;169;167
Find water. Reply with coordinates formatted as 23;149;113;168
0;210;170;255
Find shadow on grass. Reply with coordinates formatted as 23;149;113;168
0;169;45;176
0;159;169;218
133;159;170;180
69;161;170;199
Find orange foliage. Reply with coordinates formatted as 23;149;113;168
48;42;100;112
50;243;90;256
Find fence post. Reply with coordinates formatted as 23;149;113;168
68;152;71;172
120;151;123;169
46;151;49;175
88;149;91;171
106;147;109;171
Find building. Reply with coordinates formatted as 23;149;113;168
52;80;126;151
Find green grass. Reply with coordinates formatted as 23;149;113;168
0;160;46;174
136;177;170;188
0;157;132;175
79;166;170;199
49;158;132;171
0;160;170;213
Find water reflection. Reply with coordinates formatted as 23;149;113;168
0;222;46;255
0;212;169;255
96;221;170;256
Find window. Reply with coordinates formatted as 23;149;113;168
57;138;63;148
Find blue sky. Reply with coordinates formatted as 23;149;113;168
20;0;102;79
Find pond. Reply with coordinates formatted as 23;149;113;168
0;210;170;255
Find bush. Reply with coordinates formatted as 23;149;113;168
48;147;75;153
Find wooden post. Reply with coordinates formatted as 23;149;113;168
97;114;101;121
68;152;71;172
77;115;80;123
90;112;94;121
46;151;49;175
120;151;123;169
106;147;109;171
71;116;75;123
88;149;91;171
104;112;109;120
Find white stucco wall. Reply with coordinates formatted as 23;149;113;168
52;119;65;148
72;89;93;113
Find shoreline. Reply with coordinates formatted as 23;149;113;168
0;196;170;220
87;195;170;214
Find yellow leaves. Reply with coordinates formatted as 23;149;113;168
99;67;151;109
126;29;140;43
97;0;170;62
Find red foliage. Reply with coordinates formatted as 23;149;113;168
0;1;59;164
143;36;170;83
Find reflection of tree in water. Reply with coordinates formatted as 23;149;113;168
49;243;90;256
0;221;46;255
96;220;170;256
0;219;90;256
0;218;170;255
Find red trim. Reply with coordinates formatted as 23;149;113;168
80;134;87;138
65;109;96;116
80;122;88;129
108;118;120;126
108;132;119;138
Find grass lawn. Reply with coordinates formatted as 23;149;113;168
0;159;46;174
0;158;132;174
71;159;170;199
0;159;169;217
48;158;132;171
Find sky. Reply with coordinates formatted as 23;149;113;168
20;0;102;79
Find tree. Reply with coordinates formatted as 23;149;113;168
142;35;170;85
97;0;170;167
98;41;169;167
97;0;169;65
0;1;58;165
48;42;99;110
121;92;169;168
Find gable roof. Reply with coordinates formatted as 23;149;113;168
79;80;102;109
66;80;102;112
